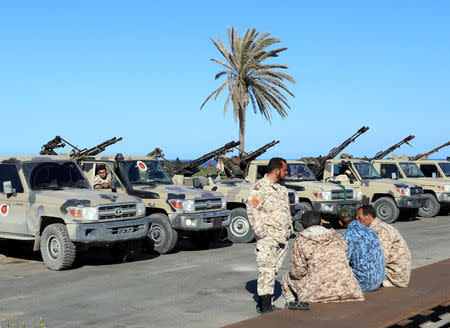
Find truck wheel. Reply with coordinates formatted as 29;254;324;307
226;208;255;243
190;229;222;249
40;223;76;270
294;202;313;232
418;194;440;217
148;213;178;254
373;197;399;224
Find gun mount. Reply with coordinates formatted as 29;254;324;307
147;147;165;159
220;140;280;179
368;135;415;161
410;141;450;161
301;126;370;180
40;136;122;161
40;136;83;155
162;141;240;177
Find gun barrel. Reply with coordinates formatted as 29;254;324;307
322;126;370;162
184;141;240;168
72;137;123;160
411;141;450;161
370;135;415;161
241;140;279;163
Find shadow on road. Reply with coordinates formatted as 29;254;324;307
245;279;282;303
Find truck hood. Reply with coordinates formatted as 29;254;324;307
361;179;421;188
131;184;221;199
399;177;450;187
284;180;354;191
29;189;140;207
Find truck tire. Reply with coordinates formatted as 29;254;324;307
190;229;222;249
294;202;313;232
226;208;255;244
40;223;76;270
418;194;440;217
147;213;178;254
373;197;399;224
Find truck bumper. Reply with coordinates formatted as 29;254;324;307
170;210;231;231
311;200;361;215
395;195;428;208
66;217;151;243
437;193;450;203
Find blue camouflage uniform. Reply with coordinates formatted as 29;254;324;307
344;220;386;291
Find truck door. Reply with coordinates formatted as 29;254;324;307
0;163;28;235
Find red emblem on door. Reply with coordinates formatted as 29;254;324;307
0;204;9;216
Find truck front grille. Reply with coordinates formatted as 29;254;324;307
331;189;354;200
194;198;223;211
410;187;423;195
98;203;137;220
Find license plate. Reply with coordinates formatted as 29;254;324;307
118;227;133;234
213;218;222;227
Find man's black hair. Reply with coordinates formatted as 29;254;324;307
301;211;321;228
96;164;107;173
359;204;377;219
268;157;287;173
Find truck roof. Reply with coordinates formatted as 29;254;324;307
82;154;154;162
0;155;73;162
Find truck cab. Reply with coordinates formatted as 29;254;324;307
246;160;360;225
0;156;151;270
79;154;230;254
372;157;450;217
323;158;425;223
414;159;450;181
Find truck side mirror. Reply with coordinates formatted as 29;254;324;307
192;177;202;189
391;172;397;180
3;181;16;196
432;172;437;178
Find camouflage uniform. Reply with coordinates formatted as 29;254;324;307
370;218;412;287
93;174;111;188
333;174;350;183
247;175;292;296
344;220;386;291
281;226;364;303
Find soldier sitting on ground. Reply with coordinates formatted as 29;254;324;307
93;164;111;189
339;206;386;292
356;204;412;288
281;211;364;309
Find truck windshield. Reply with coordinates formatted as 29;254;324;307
353;162;381;179
286;164;317;181
399;163;425;178
122;160;172;185
438;163;450;177
23;161;90;190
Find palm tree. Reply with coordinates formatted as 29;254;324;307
201;27;295;155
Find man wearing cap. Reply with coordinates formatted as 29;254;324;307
339;206;386;291
281;211;363;308
356;205;411;287
247;157;292;314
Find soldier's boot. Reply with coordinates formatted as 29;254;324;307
257;295;280;315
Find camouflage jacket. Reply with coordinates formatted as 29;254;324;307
247;175;292;244
344;220;386;291
93;174;111;188
371;218;412;287
289;226;364;302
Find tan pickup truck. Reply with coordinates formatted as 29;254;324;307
0;156;151;270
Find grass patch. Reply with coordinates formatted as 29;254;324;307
0;318;45;328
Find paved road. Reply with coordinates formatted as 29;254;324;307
0;216;449;328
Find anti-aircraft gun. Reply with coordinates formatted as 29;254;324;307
221;140;280;179
410;141;450;161
71;137;123;161
367;135;415;161
40;136;82;155
161;141;240;177
301;126;370;180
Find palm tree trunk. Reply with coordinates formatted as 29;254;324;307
238;106;246;156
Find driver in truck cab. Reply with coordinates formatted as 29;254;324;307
93;164;111;189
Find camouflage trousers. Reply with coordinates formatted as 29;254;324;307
255;237;288;296
281;272;298;303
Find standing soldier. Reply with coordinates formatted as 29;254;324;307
247;157;293;314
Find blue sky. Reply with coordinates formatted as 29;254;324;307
1;1;449;160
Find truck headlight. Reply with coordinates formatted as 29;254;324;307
168;199;195;211
221;196;227;209
357;191;363;199
437;185;450;192
313;191;331;200
136;202;146;216
67;207;98;220
396;188;410;196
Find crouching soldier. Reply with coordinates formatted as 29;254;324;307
281;212;364;309
356;205;412;287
